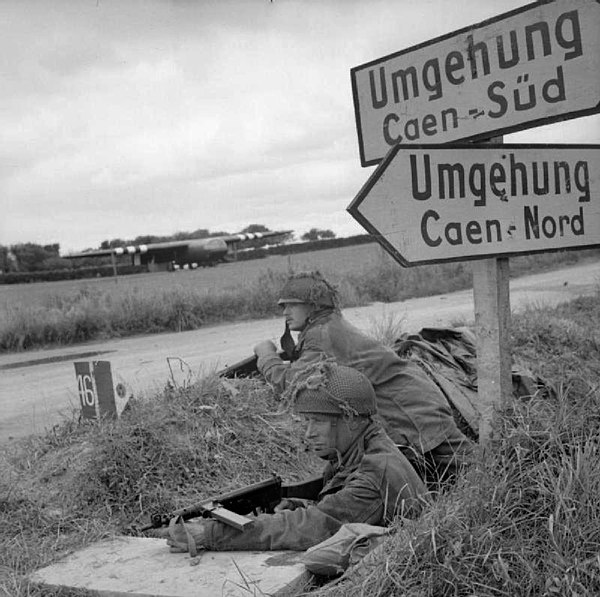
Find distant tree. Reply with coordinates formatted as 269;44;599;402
10;242;69;271
0;245;9;272
133;235;161;245
7;248;18;271
42;243;60;256
172;231;193;241
301;228;336;241
42;256;71;270
241;224;270;234
11;243;48;271
189;228;211;239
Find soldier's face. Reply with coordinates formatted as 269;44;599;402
304;414;337;459
303;414;356;459
281;302;313;331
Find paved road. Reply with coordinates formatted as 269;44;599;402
1;261;599;443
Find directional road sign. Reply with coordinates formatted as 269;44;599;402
347;143;600;266
351;0;600;166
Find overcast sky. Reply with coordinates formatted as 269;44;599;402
2;0;598;253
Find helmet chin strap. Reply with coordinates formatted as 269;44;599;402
322;418;343;467
280;322;297;361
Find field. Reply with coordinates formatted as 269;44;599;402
0;244;386;310
2;243;599;352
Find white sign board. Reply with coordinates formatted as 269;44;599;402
351;0;600;166
348;143;600;266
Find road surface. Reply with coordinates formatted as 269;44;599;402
1;261;599;443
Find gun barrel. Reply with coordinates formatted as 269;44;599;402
217;352;289;378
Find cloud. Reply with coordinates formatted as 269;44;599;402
2;0;598;252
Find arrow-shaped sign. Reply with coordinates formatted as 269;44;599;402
348;143;600;266
351;0;600;166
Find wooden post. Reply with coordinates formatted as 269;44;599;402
472;135;512;444
472;257;512;443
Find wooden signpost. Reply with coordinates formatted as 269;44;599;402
348;0;600;442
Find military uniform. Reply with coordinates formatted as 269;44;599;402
193;422;425;551
258;309;472;479
166;364;427;554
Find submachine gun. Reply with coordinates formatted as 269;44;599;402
140;475;323;532
147;326;312;533
217;323;297;379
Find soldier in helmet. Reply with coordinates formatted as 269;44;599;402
164;363;426;554
253;271;473;486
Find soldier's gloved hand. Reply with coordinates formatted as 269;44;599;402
274;498;308;512
253;340;278;358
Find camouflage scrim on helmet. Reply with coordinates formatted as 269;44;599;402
288;360;377;417
277;271;339;308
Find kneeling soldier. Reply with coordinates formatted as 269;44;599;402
165;362;428;554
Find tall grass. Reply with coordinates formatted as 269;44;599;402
313;389;600;596
1;248;598;353
312;293;600;597
0;270;289;352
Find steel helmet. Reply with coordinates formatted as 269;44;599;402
277;271;338;308
292;361;377;417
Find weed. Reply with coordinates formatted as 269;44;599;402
1;247;598;352
366;310;407;348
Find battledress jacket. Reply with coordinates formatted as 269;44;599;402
196;423;427;551
257;309;463;454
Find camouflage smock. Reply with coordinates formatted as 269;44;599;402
198;423;427;551
257;309;465;454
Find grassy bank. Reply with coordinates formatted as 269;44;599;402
0;376;321;596
2;290;600;595
2;246;598;352
315;293;600;597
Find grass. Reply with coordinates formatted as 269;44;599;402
365;309;408;348
1;244;598;352
312;293;600;597
2;289;600;595
1;374;320;596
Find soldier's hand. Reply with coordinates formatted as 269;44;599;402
253;340;278;358
166;519;208;554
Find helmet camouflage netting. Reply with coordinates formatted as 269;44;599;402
277;271;339;309
286;360;377;418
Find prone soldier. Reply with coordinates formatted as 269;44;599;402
163;363;427;555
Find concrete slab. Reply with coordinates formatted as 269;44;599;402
29;537;313;597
